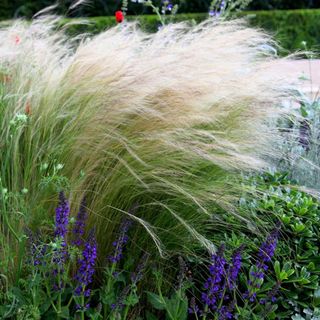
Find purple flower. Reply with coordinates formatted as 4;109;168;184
74;230;97;298
75;303;90;311
52;192;70;291
111;252;149;312
188;297;200;315
246;226;280;302
161;0;173;13
218;303;234;320
263;282;281;304
108;218;133;264
299;119;310;150
256;228;279;272
72;197;87;246
34;244;47;267
209;0;225;18
54;192;69;240
111;286;130;311
26;229;47;267
201;245;227;311
227;245;244;290
176;256;188;290
213;246;244;320
131;252;150;284
249;292;257;302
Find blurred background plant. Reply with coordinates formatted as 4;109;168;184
278;95;320;190
0;0;320;19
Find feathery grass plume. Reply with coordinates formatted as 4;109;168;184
0;17;292;263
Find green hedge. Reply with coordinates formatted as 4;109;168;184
242;9;320;52
60;9;320;53
60;13;208;35
2;0;320;19
2;9;313;53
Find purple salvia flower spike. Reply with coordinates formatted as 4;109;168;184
246;226;280;302
52;192;70;291
218;302;235;320
74;229;97;299
26;228;47;267
109;218;132;264
227;245;244;290
201;244;227;311
131;252;150;284
257;227;279;271
112;252;149;312
108;204;138;264
72;197;88;246
54;191;70;240
188;297;200;315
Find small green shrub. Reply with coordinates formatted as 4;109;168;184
236;172;320;318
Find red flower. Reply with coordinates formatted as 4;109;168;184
25;101;31;115
15;36;20;44
1;75;11;84
115;11;124;23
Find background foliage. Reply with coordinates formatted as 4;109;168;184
1;1;320;53
243;9;320;52
58;9;320;53
0;0;320;19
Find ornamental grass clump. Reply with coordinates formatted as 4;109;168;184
0;16;292;268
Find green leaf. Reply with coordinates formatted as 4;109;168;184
39;298;51;314
125;292;140;306
11;287;28;305
147;292;166;310
280;271;290;281
300;105;308;117
146;311;159;320
283;262;292;272
274;261;281;279
293;223;306;233
314;288;320;307
286;269;295;278
100;290;116;305
165;293;188;320
59;306;70;319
